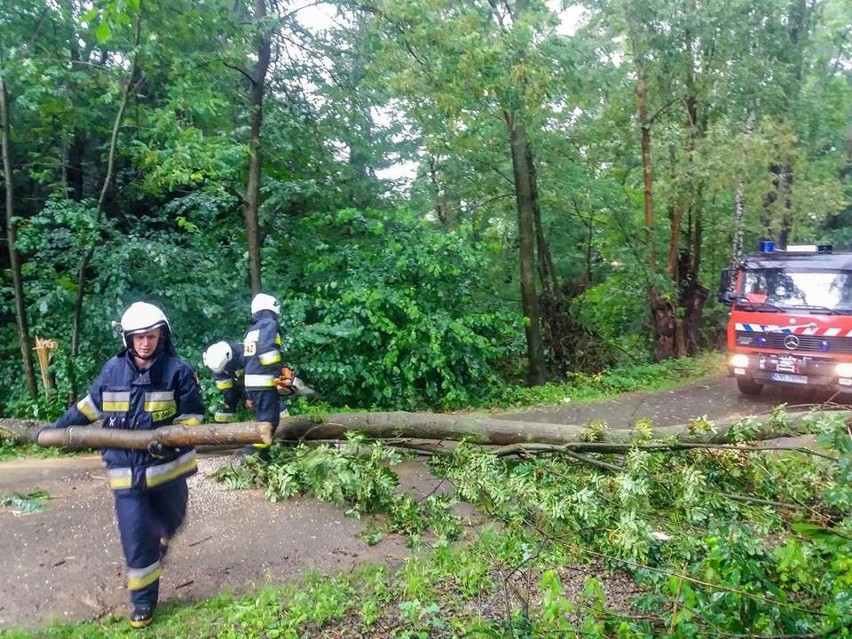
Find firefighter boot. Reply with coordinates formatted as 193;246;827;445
242;443;270;460
130;604;155;629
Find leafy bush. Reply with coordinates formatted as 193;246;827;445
269;208;525;410
212;433;462;547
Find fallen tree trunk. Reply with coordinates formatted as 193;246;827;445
267;410;841;445
2;407;845;450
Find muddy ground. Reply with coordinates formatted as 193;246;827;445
0;375;843;631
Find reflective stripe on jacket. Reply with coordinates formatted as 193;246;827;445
243;311;283;390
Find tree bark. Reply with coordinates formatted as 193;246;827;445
241;0;271;296
633;60;677;362
506;114;547;386
0;50;38;398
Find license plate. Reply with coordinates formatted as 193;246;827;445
771;372;808;384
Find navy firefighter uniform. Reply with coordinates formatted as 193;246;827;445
242;293;284;452
203;341;246;423
47;302;204;628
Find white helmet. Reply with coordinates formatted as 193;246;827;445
203;341;233;374
251;293;280;316
119;302;171;348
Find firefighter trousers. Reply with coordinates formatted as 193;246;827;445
113;478;189;608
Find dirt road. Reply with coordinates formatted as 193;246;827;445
0;375;840;631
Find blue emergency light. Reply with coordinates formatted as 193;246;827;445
759;239;775;253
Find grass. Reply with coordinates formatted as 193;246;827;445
0;439;70;461
494;351;727;408
0;532;603;639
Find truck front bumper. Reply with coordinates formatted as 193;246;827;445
728;352;852;391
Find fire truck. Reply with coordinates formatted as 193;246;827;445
719;242;852;395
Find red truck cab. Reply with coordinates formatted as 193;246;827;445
719;243;852;395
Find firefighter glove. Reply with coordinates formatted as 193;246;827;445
148;441;176;459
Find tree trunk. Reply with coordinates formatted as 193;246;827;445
242;0;271;296
506;115;547;385
633;61;677;361
1;408;839;449
681;283;708;355
729;113;755;281
34;421;273;449
0;51;38;398
648;287;677;361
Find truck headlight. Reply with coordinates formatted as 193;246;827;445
730;354;750;368
835;363;852;377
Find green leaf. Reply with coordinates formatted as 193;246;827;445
95;20;111;42
80;8;99;23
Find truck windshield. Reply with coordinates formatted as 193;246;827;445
740;269;852;312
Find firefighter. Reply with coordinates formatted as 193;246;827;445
39;301;204;629
241;293;285;457
202;341;246;423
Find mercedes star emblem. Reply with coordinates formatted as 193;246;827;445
783;334;800;350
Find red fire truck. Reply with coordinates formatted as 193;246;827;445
719;242;852;395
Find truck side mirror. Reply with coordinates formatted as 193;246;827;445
718;269;733;305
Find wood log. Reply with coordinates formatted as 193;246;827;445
0;419;272;449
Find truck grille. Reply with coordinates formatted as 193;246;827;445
735;331;852;354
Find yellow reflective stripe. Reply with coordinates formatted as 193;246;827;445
127;561;161;591
258;350;282;365
275;335;281;346
102;391;130;412
107;468;132;490
216;379;234;390
173;414;203;426
102;401;130;411
145;399;176;413
77;395;102;421
249;442;270;450
245;374;275;387
214;412;236;423
146;450;197;488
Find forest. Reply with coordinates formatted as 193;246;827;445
1;0;847;417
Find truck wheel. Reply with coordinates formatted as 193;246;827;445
736;376;763;396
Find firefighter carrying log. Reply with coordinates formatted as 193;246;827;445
36;301;205;629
